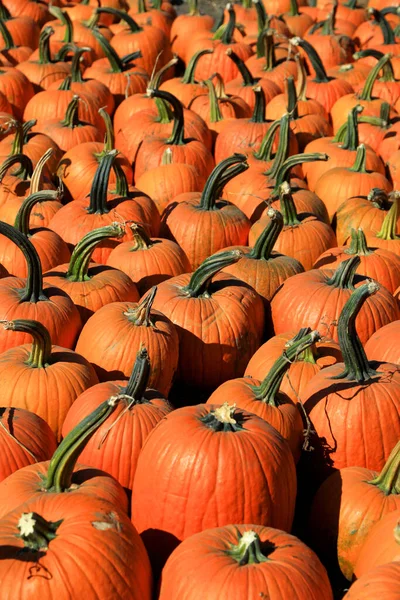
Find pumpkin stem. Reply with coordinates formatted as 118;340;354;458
350;144;367;173
257;28;276;67
358;53;391;101
279;181;301;226
331;280;380;382
227;530;270;564
184;250;242;297
88;150;118;215
49;5;74;44
162;147;173;165
96;107;115;154
272;152;328;195
326;254;359;289
225;47;256;86
200;154;248;210
70;46;92;84
91;28;126;73
58;94;80;128
341;105;362;151
201;402;244;432
286;75;299;119
14;190;62;237
253;117;282;162
149;56;179;89
0;154;33;182
9;120;24;157
265;113;292;178
188;0;200;15
354;49;396;83
181;48;213;84
250;86;266;123
369;439;400;495
0;18;15;50
376;192;400;241
221;3;236;44
29;148;53;194
367;187;392;209
254;0;267;43
321;0;338;36
295;55;308;102
129;223;153;249
125;286;157;327
97;6;142;32
290;37;329;83
368;7;395;45
249;207;284;260
0;0;11;19
0;222;47;302
154;94;172;125
1;319;53;368
43;396;121;493
147;88;185;145
124;346;151;402
344;228;372;256
254;329;321;402
66;223;125;282
289;0;300;16
18;512;62;552
38;26;54;65
203;78;223;123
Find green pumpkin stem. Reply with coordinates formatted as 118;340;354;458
321;0;338;35
286;76;299;119
250;208;284;260
367;187;392;209
18;512;62;551
70;46;92;84
350;144;367;173
253;116;282;162
0;154;33;182
185;250;242;297
9;121;25;157
0;222;47;302
147;88;185;145
124;346;151;401
181;48;213;84
49;5;73;44
201;402;244;432
66;223;125;282
344;228;372;256
14;190;61;237
1;319;52;368
44;396;121;493
228;530;270;564
88;150;117;215
250;86;266;122
200;154;248;210
38;26;54;65
0;0;11;19
188;0;200;15
130;223;153;249
221;3;236;44
354;49;396;82
331;280;380;382
98;107;115;154
327;254;359;289
149;56;179;89
97;6;142;32
341;105;362;150
91;28;137;73
376;193;400;241
125;286;157;327
59;94;80;128
0;18;15;50
272;152;328;195
204;78;223;123
290;37;329;83
369;439;400;495
265;113;292;178
358;53;391;101
225;47;256;86
254;0;267;37
257;28;277;67
368;7;395;45
254;329;321;402
279;181;301;226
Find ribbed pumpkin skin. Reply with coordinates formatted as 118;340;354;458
0;496;153;600
365;321;400;364
151;272;265;390
0;460;129;520
353;510;400;579
75;301;179;397
313;246;400;294
131;404;297;571
309;465;400;581
61;381;174;496
159;524;333;600
0;279;82;352
335;196;400;245
0;408;57;483
245;332;342;404
44;264;140;324
345;562;400;599
303;362;400;475
271;269;400;344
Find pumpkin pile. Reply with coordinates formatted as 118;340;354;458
0;0;399;597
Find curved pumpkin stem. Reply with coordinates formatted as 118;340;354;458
181;48;213;84
200;402;244;432
60;95;81;128
326;254;359;289
285;76;299;119
96;6;142;32
253;329;321;402
272;152;328;195
147;88;185;145
279;182;301;226
125;286;157;327
43;396;122;493
368;7;396;45
253;117;282;163
354;49;396;83
1;319;52;368
49;5;74;44
344;228;372;256
91;28;142;73
66;223;125;282
124;346;151;401
184;250;242;297
203;78;223;123
350;144;367;173
250;86;267;123
221;3;236;45
0;154;33;182
130;222;153;249
357;53;391;102
0;19;16;50
290;37;329;83
332;280;380;382
250;208;284;260
18;512;62;552
341;105;362;151
29;149;54;195
265;114;292;178
369;439;400;495
376;193;400;241
225;47;257;86
14;190;62;237
88;150;118;215
227;530;269;564
38;26;54;65
0;222;47;303
199;154;248;210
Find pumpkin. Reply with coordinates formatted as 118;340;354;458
160;49;212;107
283;0;314;37
129;0;175;37
0;66;34;120
345;562;400;599
0;1;39;51
131;402;297;573
365;320;400;365
75;288;179;397
162;154;251;270
302;281;400;483
0;407;57;483
308;438;400;581
44;223;140;324
313;227;400;294
106;222;191;295
245;29;298;91
245;329;342;404
150;250;265;390
220;207;304;305
0;221;82;352
159;525;333;600
170;0;214;62
353;510;400;579
0;318;99;440
0;18;32;66
363;192;400;254
61;346;173;501
208;328;320;462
